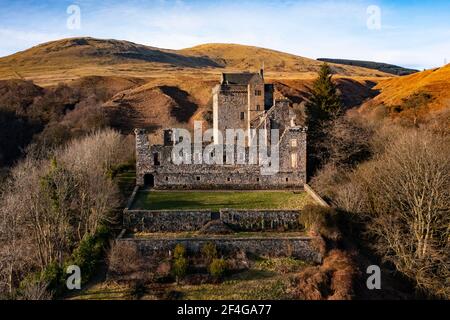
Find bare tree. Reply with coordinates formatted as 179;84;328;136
355;130;450;297
0;128;132;297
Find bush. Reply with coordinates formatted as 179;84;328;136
172;257;188;284
201;242;218;264
208;259;227;280
65;225;111;285
108;241;144;280
19;262;64;299
173;244;186;259
299;204;340;240
172;244;188;284
18;280;52;301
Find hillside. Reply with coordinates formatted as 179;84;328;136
371;64;450;108
0;37;392;86
318;58;418;76
180;43;389;77
359;64;450;130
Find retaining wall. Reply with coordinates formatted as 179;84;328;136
118;236;322;263
124;210;213;233
220;209;300;231
124;209;303;233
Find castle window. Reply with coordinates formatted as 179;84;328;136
286;178;289;182
153;153;160;166
255;90;262;96
290;139;297;147
270;119;278;129
227;177;231;182
240;112;245;120
257;178;260;182
291;153;298;169
196;176;201;181
256;104;260;111
165;177;169;181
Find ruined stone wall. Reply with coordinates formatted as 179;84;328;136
135;131;307;189
124;208;304;233
124;210;213;233
118;237;322;263
220;209;301;231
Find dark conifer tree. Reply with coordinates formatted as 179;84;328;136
306;64;343;177
307;63;343;120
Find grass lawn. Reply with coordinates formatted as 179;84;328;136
131;190;311;210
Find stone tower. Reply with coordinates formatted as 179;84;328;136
212;70;268;144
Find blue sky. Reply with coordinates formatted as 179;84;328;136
0;0;449;69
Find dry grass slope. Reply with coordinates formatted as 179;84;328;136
371;64;450;110
0;37;392;86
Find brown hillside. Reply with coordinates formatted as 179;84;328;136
0;37;392;86
358;65;450;130
370;64;450;110
180;43;390;77
103;84;200;134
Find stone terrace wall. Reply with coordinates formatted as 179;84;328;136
124;210;213;233
119;237;321;263
220;209;300;231
124;209;303;233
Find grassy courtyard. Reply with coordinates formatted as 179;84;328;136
131;190;311;210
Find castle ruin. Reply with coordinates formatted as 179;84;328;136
135;70;307;189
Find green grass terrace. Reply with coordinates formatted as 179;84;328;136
130;190;313;211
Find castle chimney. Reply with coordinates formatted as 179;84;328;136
260;62;265;79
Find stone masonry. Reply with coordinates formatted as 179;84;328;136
135;70;307;189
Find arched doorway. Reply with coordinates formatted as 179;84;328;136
143;174;155;189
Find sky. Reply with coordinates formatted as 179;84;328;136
0;0;449;70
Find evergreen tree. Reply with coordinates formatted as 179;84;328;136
306;64;343;177
307;63;343;120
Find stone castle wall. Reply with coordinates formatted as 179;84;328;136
118;237;322;263
220;209;301;231
135;127;307;189
124;208;303;233
124;210;213;233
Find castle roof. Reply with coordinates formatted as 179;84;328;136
221;72;260;85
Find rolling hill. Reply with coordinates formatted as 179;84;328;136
318;58;418;76
180;43;389;76
359;64;450;130
1;36;449;164
371;64;450;108
0;37;391;86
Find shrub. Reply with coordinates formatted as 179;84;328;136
172;257;188;284
19;262;64;299
173;244;186;259
65;225;111;285
172;244;188;284
108;241;144;280
18;280;52;301
299;204;340;240
208;259;227;280
201;242;218;264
